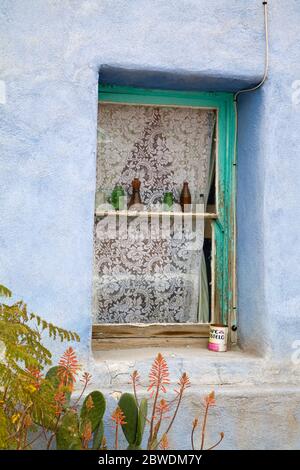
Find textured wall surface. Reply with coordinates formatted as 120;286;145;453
1;0;300;449
237;1;300;359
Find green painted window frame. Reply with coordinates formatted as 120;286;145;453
96;84;236;337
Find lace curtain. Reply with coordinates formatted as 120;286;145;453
93;104;215;323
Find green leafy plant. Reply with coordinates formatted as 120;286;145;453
0;284;79;449
0;284;224;450
38;350;106;450
110;353;191;450
114;354;224;450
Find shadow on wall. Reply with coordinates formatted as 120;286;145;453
98;65;261;93
237;88;266;355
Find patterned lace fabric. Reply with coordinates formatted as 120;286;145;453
93;104;215;323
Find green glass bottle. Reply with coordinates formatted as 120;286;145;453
111;185;125;210
163;192;174;208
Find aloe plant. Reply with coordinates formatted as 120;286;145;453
136;398;147;447
92;419;105;450
33;354;107;450
53;391;107;449
118;393;148;449
56;410;81;450
79;390;106;449
80;391;106;432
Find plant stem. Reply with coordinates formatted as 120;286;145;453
73;380;88;407
200;404;209;450
132;379;139;407
46;414;60;450
206;433;224;451
154;389;183;450
15;403;32;450
23;428;47;449
191;422;197;450
147;383;160;449
2;378;11;404
22;427;28;450
115;423;119;450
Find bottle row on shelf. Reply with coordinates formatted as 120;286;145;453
95;178;206;214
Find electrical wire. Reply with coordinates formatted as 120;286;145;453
234;1;269;103
231;1;269;339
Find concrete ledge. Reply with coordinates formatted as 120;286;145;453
90;345;300;388
74;380;300;450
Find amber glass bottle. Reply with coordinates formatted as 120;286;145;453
128;178;142;208
180;182;191;212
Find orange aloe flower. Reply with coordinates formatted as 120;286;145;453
112;406;127;450
131;370;140;404
85;395;94;410
191;417;199;450
82;421;93;449
80;372;92;386
131;370;140;385
175;372;191;396
26;367;43;391
148;353;170;396
156;398;170;417
53;391;66;416
200;391;217;450
160;433;169;450
111;406;127;426
58;347;81;391
204;391;216;407
147;354;170;449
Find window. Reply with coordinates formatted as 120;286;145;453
92;85;235;349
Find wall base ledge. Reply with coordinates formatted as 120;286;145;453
88;345;300;389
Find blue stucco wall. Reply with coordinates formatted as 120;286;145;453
237;1;300;359
0;0;265;353
1;0;300;449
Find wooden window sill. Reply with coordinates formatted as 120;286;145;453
92;323;210;350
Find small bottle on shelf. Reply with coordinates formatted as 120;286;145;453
163;191;174;210
95;188;106;211
128;178;143;210
180;182;191;212
111;185;125;211
199;193;205;211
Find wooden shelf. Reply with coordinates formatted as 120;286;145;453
95;210;217;219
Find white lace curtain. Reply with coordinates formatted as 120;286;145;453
93;104;215;323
